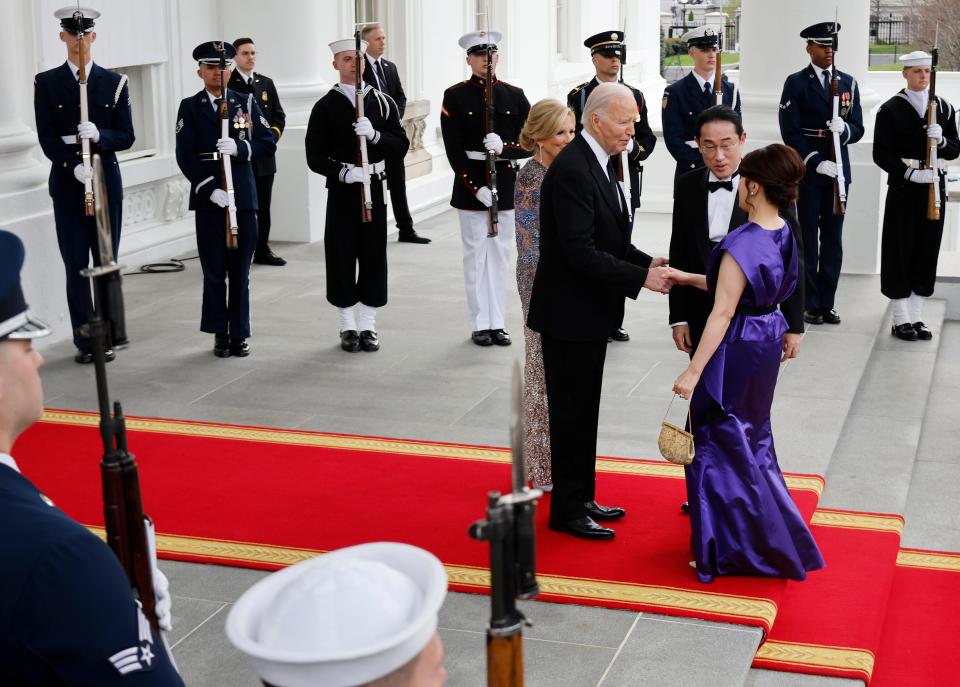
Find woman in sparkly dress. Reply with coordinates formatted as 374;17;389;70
514;99;575;490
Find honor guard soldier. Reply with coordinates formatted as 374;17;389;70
0;231;182;686
441;30;531;347
305;37;408;353
874;51;960;341
227;542;448;687
175;41;276;358
568;30;657;343
662;26;741;184
230;37;288;266
34;6;134;364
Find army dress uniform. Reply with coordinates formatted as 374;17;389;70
662;26;740;183
441;31;531;343
33;7;134;360
175;42;276;355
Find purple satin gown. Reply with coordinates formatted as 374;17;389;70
686;221;825;584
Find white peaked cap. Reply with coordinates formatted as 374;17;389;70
329;38;368;56
54;6;100;20
226;542;448;687
458;30;503;52
900;51;933;67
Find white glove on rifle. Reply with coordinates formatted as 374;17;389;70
73;163;92;184
483;132;503;155
816;160;839;178
353;117;378;142
927;123;943;144
344;167;365;184
210;189;230;207
78;120;100;143
826;116;845;135
153;568;173;632
475;186;494;208
625;138;636;154
685;140;698;149
216;137;238;157
906;168;936;184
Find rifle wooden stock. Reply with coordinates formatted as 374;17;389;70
356;34;373;223
75;13;95;217
926;50;941;221
829;73;846;216
216;56;239;249
484;44;499;238
486;633;524;687
714;35;723;107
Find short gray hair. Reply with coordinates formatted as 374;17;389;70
581;82;634;134
361;23;383;40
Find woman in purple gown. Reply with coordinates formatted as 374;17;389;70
667;144;825;584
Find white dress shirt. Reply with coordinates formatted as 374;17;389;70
707;171;739;242
581;130;624;210
368;56;385;90
0;452;19;473
67;59;93;81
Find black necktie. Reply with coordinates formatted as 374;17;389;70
248;76;254;87
707;179;733;193
704;81;712;98
375;61;386;90
823;71;831;94
606;158;626;215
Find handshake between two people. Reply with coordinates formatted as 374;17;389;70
645;260;704;295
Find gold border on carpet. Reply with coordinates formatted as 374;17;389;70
40;410;824;496
755;639;874;680
896;549;960;572
810;509;904;535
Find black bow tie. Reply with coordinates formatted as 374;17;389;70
707;179;733;193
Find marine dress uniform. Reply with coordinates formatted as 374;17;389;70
175;42;276;357
441;31;531;346
662;26;740;183
779;22;864;325
873;51;960;341
33;7;134;363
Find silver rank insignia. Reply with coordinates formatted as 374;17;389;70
108;602;155;675
175;118;183;134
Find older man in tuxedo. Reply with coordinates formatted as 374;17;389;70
528;83;671;541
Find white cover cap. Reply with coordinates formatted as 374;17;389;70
226;542;447;687
54;6;100;20
900;51;933;67
458;30;502;53
329;38;368;56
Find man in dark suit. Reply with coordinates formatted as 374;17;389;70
34;7;134;364
528;83;671;541
362;23;429;244
230;37;287;266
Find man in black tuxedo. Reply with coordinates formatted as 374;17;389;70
362;23;429;244
528;83;672;541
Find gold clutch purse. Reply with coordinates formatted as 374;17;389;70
658;394;694;465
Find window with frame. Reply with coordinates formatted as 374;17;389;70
112;65;157;160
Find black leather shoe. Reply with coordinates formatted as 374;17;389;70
804;309;823;325
253;248;286;266
214;334;232;358
489;328;511;346
609;328;630;342
549;516;615;540
913;321;933;340
359;330;380;352
472;330;493;346
891;323;918;341
74;348;115;364
680;501;690;514
230;337;250;357
821;309;841;325
340;330;360;352
398;231;431;244
584;501;626;521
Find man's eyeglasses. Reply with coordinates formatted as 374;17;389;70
700;141;738;155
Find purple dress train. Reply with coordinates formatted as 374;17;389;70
686;221;825;584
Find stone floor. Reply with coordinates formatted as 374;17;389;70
32;210;959;686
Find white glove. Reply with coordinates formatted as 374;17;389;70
77;120;100;142
216;137;238;157
353;117;377;141
826;117;845;134
73;163;92;184
153;568;173;632
344;167;365;184
475;186;494;208
816;160;839;178
483;132;504;155
685;140;698;149
908;168;937;184
625;138;635;154
927;123;943;143
210;189;230;207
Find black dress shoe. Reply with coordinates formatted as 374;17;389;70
680;501;690;514
253;248;286;266
804;309;823;325
398;231;431;244
359;330;380;352
214;334;232;358
74;348;115;364
584;501;626;521
472;330;493;346
549;516;615;540
891;323;918;341
230;337;250;357
340;330;360;352
913;321;933;340
821;309;841;325
489;328;511;346
609;328;630;342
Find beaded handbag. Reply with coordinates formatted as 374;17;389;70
658;394;694;465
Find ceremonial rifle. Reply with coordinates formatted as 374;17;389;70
615;17;633;213
216;42;239;249
469;361;541;687
482;5;499;238
925;31;941;221
828;20;847;215
355;30;373;223
74;5;94;217
713;27;724;107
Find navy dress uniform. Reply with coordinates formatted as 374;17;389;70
175;42;276;357
34;7;134;362
0;230;183;686
873;51;960;341
441;31;531;346
779;22;864;325
662;26;740;183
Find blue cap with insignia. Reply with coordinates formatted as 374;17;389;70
192;41;236;66
54;6;99;34
0;231;51;342
584;30;626;58
800;22;841;46
682;25;720;49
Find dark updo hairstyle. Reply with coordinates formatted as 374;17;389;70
738;143;806;210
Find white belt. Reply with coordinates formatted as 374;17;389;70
903;158;945;171
61;135;79;144
465;150;508;161
345;160;386;174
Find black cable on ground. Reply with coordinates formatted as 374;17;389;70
123;255;199;276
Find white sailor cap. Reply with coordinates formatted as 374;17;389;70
458;30;502;55
900;50;933;68
681;25;720;49
54;6;99;33
329;38;368;56
226;542;448;687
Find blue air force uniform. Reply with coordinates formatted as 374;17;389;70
779;22;864;319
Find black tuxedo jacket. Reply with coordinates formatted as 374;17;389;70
363;55;407;119
528;135;651;342
669;166;805;347
228;70;286;176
